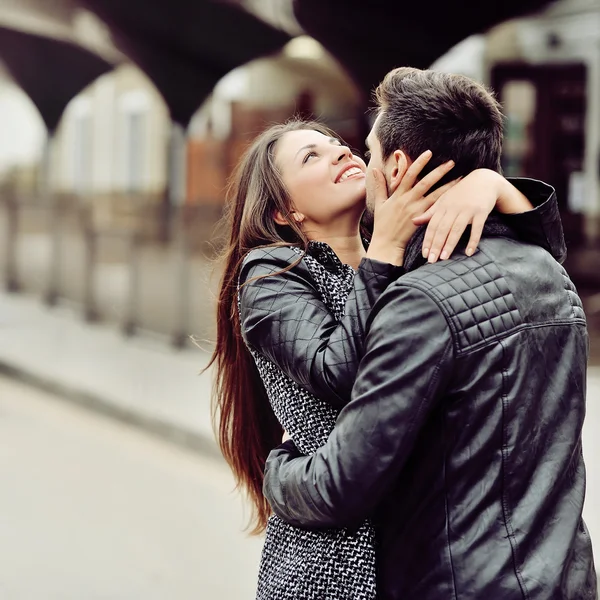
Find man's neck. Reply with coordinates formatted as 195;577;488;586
403;227;428;272
404;215;518;271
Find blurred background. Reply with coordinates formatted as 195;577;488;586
0;0;599;598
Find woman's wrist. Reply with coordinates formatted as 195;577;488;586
491;172;534;214
366;240;405;266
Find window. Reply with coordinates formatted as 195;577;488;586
119;91;150;193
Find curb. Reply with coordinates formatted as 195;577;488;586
0;361;224;463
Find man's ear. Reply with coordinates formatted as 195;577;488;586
388;150;410;194
274;211;304;226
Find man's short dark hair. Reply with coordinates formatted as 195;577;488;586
374;67;504;179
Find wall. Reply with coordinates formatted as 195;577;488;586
53;63;170;197
0;74;45;185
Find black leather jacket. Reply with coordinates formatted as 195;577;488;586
256;183;597;599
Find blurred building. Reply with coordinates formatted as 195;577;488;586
0;34;361;212
485;0;600;245
2;0;598;235
186;39;361;207
1;0;600;346
0;3;363;344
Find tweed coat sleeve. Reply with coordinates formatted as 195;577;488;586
239;246;401;409
504;178;566;263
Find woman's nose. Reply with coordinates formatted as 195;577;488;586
333;146;352;163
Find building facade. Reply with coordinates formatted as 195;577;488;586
485;0;600;244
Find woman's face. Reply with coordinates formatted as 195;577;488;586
274;129;367;229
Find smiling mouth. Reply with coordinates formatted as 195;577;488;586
336;167;365;183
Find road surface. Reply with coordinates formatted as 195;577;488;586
0;376;262;600
1;372;599;599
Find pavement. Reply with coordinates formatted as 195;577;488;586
0;287;599;567
0;376;262;600
0;290;220;459
1;285;599;461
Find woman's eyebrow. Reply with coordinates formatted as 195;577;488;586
294;144;317;159
294;138;341;160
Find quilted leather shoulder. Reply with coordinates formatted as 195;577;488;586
397;238;584;355
400;252;521;354
241;245;303;275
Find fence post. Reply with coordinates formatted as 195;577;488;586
82;204;99;322
3;188;20;292
123;230;141;336
172;207;191;348
39;132;61;305
44;194;62;306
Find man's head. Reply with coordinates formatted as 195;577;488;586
365;67;504;209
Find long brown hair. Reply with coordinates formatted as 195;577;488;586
208;120;342;535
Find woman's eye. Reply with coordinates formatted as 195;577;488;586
302;151;318;164
364;150;371;161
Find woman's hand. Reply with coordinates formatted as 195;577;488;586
413;168;535;263
366;150;456;266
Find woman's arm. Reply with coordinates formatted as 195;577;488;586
413;170;565;263
502;177;566;263
239;246;401;409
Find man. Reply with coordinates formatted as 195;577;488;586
262;68;597;599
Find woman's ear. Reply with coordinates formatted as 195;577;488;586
274;211;304;226
388;150;410;193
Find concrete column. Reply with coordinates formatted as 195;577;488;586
42;131;61;306
172;213;192;349
3;185;19;292
168;121;191;348
82;205;99;323
123;231;141;337
168;122;188;207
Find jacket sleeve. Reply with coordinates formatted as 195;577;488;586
503;178;566;264
262;282;453;528
239;246;402;409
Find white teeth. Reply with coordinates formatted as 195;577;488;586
338;167;363;182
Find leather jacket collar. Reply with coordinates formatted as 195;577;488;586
403;214;519;272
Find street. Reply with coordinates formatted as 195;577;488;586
0;371;599;600
0;376;262;600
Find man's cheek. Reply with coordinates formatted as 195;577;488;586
365;169;377;208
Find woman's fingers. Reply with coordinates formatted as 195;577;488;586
424;210;463;263
412;202;437;226
465;212;487;256
368;168;389;209
437;213;473;261
414;179;461;224
413;180;460;227
421;209;445;258
423;208;487;263
396;150;433;195
426;178;460;203
411;159;455;198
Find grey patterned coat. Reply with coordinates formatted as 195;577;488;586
239;242;400;600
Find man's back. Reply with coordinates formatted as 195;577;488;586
374;232;596;599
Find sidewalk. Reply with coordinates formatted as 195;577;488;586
1;288;599;466
1;288;599;565
0;290;221;459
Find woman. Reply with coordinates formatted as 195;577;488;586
209;120;562;599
